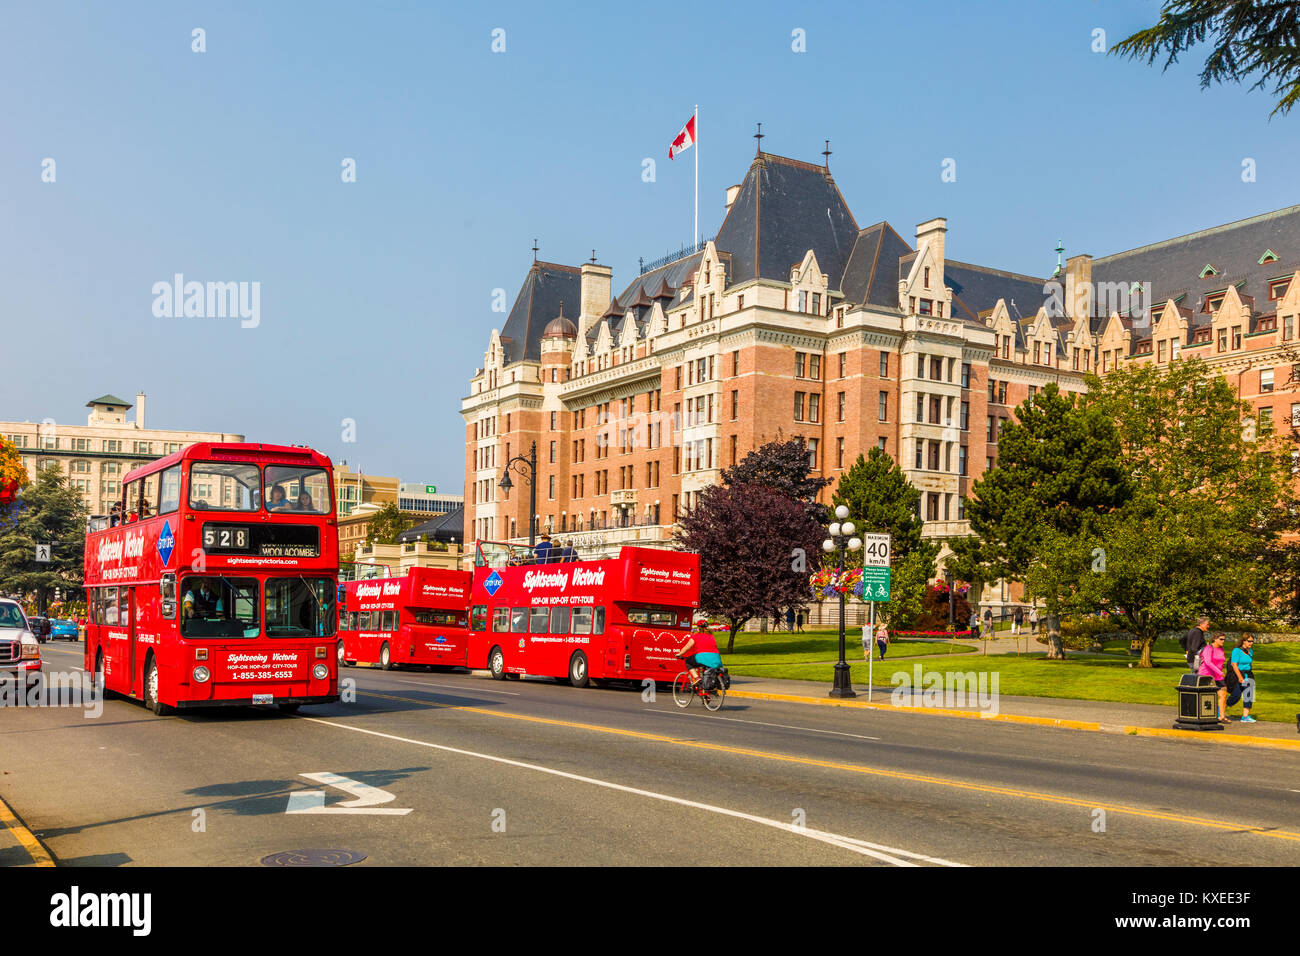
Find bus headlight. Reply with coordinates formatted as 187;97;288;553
312;664;329;680
192;666;211;683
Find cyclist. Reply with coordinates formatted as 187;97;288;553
677;614;722;687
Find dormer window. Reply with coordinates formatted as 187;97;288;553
1199;264;1219;279
1269;278;1291;301
1206;292;1226;313
1259;249;1280;265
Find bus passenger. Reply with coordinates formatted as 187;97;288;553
296;490;315;512
267;487;288;511
533;533;555;564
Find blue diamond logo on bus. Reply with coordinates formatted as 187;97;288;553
483;570;503;596
157;520;175;565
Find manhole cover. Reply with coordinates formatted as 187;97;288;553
260;849;367;867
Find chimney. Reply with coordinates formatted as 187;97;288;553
579;261;612;339
1064;254;1093;321
136;391;146;430
724;184;742;214
915;218;947;275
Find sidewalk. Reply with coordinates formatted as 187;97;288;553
726;674;1300;751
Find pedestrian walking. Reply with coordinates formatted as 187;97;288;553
785;608;795;632
1197;632;1229;720
1225;634;1256;722
861;624;872;662
1012;606;1023;636
983;608;993;639
875;622;889;660
1181;616;1209;673
1028;606;1038;635
968;609;979;637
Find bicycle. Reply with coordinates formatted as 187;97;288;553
672;665;726;711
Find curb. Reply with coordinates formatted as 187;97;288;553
727;689;1300;750
0;791;54;867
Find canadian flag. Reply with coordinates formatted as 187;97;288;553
668;114;696;159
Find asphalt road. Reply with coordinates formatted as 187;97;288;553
4;640;1299;866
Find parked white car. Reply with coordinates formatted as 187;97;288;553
0;599;42;687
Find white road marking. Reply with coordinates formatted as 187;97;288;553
394;679;520;696
647;708;881;741
301;716;964;866
285;771;413;815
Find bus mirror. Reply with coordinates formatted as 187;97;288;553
160;573;177;619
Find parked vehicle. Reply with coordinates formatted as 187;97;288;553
0;599;42;686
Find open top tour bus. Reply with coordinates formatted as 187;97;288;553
468;541;700;687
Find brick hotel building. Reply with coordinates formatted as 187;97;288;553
462;142;1300;606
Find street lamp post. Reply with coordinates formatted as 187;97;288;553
823;504;862;699
498;441;538;547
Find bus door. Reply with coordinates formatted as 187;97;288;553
125;587;138;696
509;605;531;674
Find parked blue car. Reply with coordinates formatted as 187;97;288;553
50;618;79;641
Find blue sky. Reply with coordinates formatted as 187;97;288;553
2;0;1297;487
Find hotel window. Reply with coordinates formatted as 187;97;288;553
1232;326;1242;349
837;438;845;469
795;352;806;378
879;353;889;377
1172;339;1181;360
924;266;930;288
961;363;970;388
957;496;966;520
878;392;888;422
1261;369;1274;393
737;295;744;310
1292;403;1300;427
1157;340;1166;363
731;390;739;420
1287;316;1295;341
806;439;818;470
730;435;737;466
988;417;997;442
928;442;940;470
1217;330;1227;352
548;476;556;500
877;437;887;452
836;307;843;328
812;293;821;315
794;392;806;422
915;440;924;469
838;353;846;378
959;445;968;475
926;493;939;521
1260;407;1274;435
919;299;933;316
732;351;739;376
960;401;969;430
549;441;556;463
675;366;682;389
808;394;820;423
917;354;926;378
916;395;925;422
910;297;917;313
1002;335;1011;359
837;392;846;422
930;357;942;380
809;355;821;380
1269;279;1291;301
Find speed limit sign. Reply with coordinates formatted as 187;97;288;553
861;534;891;567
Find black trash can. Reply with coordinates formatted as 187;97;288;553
1174;674;1223;731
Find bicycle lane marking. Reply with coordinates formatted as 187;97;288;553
351;689;1300;844
299;715;961;866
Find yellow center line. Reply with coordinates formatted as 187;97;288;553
0;793;55;867
355;689;1300;842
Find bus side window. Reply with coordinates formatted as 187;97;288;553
550;607;570;635
593;606;605;635
510;607;528;633
140;472;159;518
158;466;182;514
529;607;548;634
492;607;510;632
104;587;119;626
472;605;488;631
571;606;592;634
381;610;396;631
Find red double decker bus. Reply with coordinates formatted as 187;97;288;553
466;542;700;687
84;443;340;715
338;567;471;670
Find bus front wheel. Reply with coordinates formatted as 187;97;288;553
568;651;590;688
143;656;171;716
488;646;505;680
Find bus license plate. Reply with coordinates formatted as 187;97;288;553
252;694;274;705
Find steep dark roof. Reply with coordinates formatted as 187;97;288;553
499;261;582;362
840;222;914;309
398;506;464;545
944;261;1046;324
713;153;858;287
1091;204;1300;324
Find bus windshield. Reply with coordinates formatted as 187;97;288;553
189;462;260;512
264;577;336;637
181;576;260;638
264;466;332;514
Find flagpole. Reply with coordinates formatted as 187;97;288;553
694;104;699;249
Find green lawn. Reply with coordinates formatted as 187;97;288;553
720;631;974;667
725;637;1300;724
